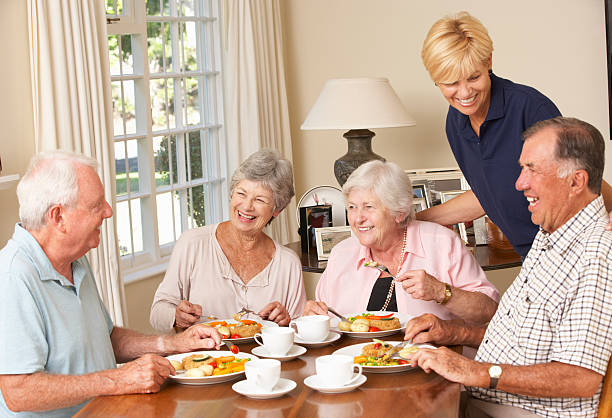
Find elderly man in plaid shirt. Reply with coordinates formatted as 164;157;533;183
404;116;612;418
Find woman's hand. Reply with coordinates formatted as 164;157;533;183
174;300;202;329
396;270;447;303
302;300;329;316
259;301;290;325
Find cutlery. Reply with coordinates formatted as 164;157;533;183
225;340;240;355
327;306;349;323
364;261;397;280
379;340;412;362
234;306;266;320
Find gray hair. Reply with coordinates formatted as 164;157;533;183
17;150;98;231
522;117;605;194
342;160;413;225
230;149;295;212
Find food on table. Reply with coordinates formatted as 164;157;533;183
340;313;401;332
399;345;419;359
352;339;413;366
178;353;250;376
206;320;263;339
169;360;183;370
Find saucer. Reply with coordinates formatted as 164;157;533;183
251;344;307;361
294;331;341;348
304;373;367;393
232;378;296;399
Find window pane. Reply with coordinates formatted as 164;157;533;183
119;35;134;75
181;22;198;72
130;199;144;253
188;131;202;179
115;141;128;196
123;80;136;135
145;0;162;16
184;77;201;126
180;0;195;16
157;192;175;245
106;0;123;15
147;22;172;73
190;186;206;227
151;79;176;132
108;35;121;76
126;139;140;193
111;81;124;136
116;200;132;255
153;135;178;186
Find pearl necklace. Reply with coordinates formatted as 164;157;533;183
380;228;407;311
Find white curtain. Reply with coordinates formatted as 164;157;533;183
225;0;298;244
27;0;126;325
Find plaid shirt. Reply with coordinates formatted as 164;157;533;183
469;196;612;417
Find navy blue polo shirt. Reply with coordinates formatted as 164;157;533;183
445;73;561;258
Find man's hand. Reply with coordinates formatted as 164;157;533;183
259;301;290;325
108;354;176;394
169;324;223;353
404;347;487;388
404;314;470;346
396;270;446;303
174;300;202;329
302;300;328;316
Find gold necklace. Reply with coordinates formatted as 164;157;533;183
380;228;407;311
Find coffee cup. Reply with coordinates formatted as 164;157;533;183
315;354;362;387
289;315;330;342
244;359;281;392
253;327;294;356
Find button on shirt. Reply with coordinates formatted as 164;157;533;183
0;224;116;417
445;73;561;258
470;197;612;417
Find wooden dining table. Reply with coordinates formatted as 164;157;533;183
75;333;461;417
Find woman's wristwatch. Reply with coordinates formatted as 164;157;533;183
438;283;452;304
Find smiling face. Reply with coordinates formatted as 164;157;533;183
346;188;403;251
230;179;280;234
515;127;575;234
63;165;113;257
437;60;492;123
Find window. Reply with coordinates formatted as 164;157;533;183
107;0;228;279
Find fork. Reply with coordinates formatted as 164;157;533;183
234;306;265;320
364;261;397;280
380;340;412;362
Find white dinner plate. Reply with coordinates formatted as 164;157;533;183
167;351;259;385
330;311;412;338
202;318;278;344
294;331;341;348
251;344;307;361
297;185;346;227
332;342;436;373
232;378;297;399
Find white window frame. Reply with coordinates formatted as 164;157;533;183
107;0;229;282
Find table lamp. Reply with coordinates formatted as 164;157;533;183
301;77;416;186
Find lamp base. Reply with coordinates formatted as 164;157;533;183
334;129;386;186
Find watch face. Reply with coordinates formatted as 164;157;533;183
489;365;502;378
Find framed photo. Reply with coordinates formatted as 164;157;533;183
440;190;468;244
412;184;431;207
412;198;427;214
314;226;353;261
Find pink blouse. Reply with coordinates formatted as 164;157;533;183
315;220;499;319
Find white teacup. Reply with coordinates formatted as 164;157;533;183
244;359;281;392
253;327;294;356
315;354;363;387
289;315;330;342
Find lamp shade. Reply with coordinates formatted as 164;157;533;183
301;77;416;130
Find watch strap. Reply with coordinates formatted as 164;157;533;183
439;283;452;305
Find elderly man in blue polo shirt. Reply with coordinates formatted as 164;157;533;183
404;117;612;417
0;151;222;417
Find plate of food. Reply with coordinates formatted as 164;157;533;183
331;311;411;338
202;318;278;344
167;350;258;385
333;340;436;373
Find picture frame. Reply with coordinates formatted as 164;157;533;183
298;205;333;252
412;198;427;214
412;184;431;207
440;190;468;244
314;226;353;261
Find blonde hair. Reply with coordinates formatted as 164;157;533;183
421;11;493;84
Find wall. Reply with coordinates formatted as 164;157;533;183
0;0;36;246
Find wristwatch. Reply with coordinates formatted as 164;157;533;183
488;364;502;389
439;283;452;304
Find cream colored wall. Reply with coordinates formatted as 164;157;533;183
0;0;36;246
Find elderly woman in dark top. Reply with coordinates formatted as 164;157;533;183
151;149;306;332
304;160;498;323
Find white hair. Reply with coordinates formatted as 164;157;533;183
342;160;414;225
17;150;98;231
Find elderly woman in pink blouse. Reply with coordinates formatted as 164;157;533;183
304;160;499;323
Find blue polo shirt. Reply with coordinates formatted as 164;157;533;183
445;73;561;258
0;224;116;417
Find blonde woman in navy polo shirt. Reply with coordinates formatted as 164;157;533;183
416;11;612;258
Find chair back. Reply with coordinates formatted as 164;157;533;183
599;355;612;418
